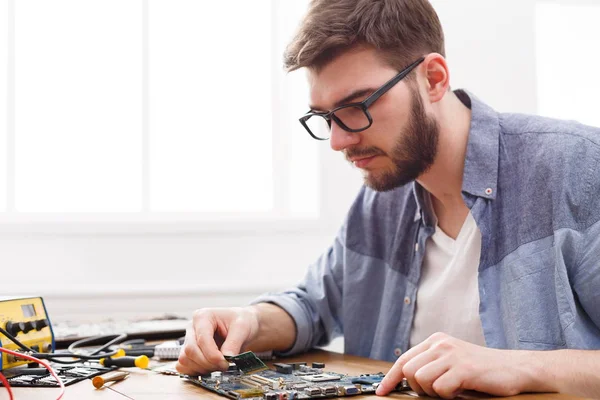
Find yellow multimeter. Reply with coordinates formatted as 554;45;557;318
0;296;54;370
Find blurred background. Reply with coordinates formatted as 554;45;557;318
0;0;598;332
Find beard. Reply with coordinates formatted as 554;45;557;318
346;86;439;192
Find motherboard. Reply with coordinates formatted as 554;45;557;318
183;351;411;399
1;363;115;387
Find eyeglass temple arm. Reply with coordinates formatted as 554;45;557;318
363;57;425;108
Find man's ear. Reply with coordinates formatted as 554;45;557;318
422;53;450;103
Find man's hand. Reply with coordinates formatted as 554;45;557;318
175;303;296;376
376;332;547;399
175;307;260;376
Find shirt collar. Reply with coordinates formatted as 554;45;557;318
460;89;500;201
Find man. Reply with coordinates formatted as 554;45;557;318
176;0;600;398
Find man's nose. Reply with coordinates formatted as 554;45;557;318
329;121;360;152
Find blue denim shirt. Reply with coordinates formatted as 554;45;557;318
253;90;600;361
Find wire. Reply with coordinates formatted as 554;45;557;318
25;354;113;366
31;351;120;364
37;334;128;364
70;334;127;356
28;333;126;364
0;326;33;352
0;347;64;400
0;326;125;363
68;334;121;353
31;357;83;365
91;333;128;356
0;371;14;400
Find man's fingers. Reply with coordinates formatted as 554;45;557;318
399;335;436;362
220;319;250;357
410;356;451;398
175;327;210;374
195;317;229;370
175;355;205;376
376;339;435;396
376;357;407;395
402;347;444;397
430;369;464;399
176;345;207;374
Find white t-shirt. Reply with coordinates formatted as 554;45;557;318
409;211;486;347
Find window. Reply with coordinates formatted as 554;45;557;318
0;0;317;220
0;1;7;212
148;0;272;213
536;2;600;127
15;0;142;213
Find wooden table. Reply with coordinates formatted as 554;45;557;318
7;350;589;400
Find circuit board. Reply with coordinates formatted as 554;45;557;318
0;363;115;387
183;352;411;399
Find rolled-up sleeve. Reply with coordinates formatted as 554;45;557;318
251;224;346;356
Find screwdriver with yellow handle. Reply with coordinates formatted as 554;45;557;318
99;354;149;369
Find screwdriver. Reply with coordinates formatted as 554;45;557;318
92;371;130;389
99;355;149;369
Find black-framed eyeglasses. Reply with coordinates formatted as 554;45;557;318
299;57;425;140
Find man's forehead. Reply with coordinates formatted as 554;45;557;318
306;47;396;110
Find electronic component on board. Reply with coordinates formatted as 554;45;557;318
232;388;265;398
396;378;411;390
351;372;385;385
226;363;239;372
184;351;412;399
225;351;268;374
321;385;337;395
301;373;341;382
288;362;307;370
291;383;308;390
274;363;293;374
1;364;114;388
340;384;361;395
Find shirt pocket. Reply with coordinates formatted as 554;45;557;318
507;246;567;347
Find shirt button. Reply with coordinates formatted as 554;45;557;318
394;348;402;357
404;296;411;305
485;188;493;195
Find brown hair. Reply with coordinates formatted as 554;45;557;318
284;0;445;74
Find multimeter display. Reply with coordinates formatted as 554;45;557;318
21;304;37;318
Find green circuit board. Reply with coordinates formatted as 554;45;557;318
183;352;411;399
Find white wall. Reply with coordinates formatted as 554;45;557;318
2;0;592;326
431;0;539;114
